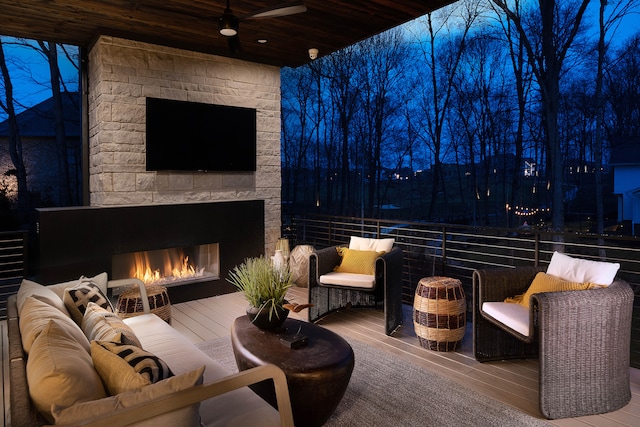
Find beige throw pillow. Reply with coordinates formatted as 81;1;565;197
16;279;69;317
19;296;90;354
82;302;142;347
26;320;107;423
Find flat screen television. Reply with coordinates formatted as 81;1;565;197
145;97;257;172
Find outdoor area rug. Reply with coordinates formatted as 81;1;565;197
196;335;551;427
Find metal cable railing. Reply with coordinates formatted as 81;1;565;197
290;214;640;367
0;230;28;320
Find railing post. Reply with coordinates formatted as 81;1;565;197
442;226;447;269
534;231;540;267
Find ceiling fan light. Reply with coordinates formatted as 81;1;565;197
219;13;239;37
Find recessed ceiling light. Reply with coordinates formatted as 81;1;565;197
257;39;268;44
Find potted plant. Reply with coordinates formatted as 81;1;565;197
227;255;294;329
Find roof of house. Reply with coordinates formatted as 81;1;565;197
0;92;80;138
610;140;640;166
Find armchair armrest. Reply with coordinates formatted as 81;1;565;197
532;279;633;418
375;247;403;278
107;278;150;314
474;266;543;306
309;246;342;287
63;364;294;427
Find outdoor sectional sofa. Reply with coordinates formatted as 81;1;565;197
8;274;294;426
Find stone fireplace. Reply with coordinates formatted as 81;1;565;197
36;36;284;302
86;35;282;256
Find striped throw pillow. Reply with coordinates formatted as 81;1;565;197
91;337;173;395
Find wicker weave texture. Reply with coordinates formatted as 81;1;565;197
116;284;172;324
413;276;466;351
473;266;634;419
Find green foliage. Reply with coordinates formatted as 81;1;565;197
227;256;293;320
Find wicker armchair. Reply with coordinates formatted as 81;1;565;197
473;267;634;419
308;245;403;335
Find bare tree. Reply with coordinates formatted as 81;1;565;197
491;0;591;233
281;66;317;210
411;0;483;220
0;38;29;220
593;0;639;235
38;41;73;205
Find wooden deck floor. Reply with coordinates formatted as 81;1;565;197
171;286;640;427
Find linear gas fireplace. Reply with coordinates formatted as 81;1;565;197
112;243;220;287
36;200;265;304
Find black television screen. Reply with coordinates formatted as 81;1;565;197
145;97;257;172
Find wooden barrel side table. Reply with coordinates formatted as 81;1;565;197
231;316;354;427
413;276;466;351
116;284;172;324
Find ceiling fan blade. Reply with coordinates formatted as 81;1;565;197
243;1;307;19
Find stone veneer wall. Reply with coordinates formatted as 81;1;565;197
87;36;281;254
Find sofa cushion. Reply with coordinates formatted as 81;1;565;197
82;302;142;347
482;302;531;337
320;271;376;289
16;279;69;317
92;338;173;395
349;236;394;253
27;320;107;423
19;296;90;354
505;272;597;309
334;247;382;275
51;366;205;427
64;278;115;325
124;313;283;426
547;251;619;286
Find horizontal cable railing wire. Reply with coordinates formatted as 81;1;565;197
0;230;28;320
291;213;640;368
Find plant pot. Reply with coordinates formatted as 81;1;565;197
246;304;289;330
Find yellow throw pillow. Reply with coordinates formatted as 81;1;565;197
91;337;173;395
334;247;383;275
505;272;596;308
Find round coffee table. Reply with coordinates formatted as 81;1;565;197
231;316;354;427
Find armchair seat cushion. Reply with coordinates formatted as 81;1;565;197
482;302;530;337
319;272;376;290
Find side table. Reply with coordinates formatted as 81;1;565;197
413;276;466;351
231;316;354;427
116;284;172;324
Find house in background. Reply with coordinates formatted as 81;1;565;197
610;139;640;235
0;92;81;207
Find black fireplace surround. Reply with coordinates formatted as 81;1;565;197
35;200;265;303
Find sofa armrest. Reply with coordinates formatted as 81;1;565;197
55;364;294;427
107;278;150;314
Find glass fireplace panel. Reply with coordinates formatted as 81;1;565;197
112;243;219;287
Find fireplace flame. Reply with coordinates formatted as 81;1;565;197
132;251;205;285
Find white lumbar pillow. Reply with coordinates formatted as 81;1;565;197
349;236;394;253
546;251;619;286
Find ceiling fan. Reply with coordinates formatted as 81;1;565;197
218;0;307;53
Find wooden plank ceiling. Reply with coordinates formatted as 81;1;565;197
0;0;455;68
